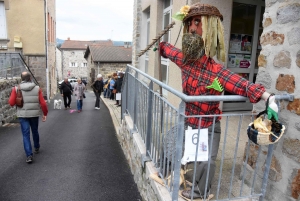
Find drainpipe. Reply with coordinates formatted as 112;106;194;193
44;0;50;102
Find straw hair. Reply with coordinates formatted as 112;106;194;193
183;15;226;62
182;3;225;62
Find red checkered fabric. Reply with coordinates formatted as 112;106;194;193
159;42;266;128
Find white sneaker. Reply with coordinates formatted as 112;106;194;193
95;107;100;110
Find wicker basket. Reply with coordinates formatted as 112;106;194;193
247;121;285;145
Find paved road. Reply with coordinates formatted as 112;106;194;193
0;91;142;201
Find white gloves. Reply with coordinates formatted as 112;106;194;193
262;92;279;121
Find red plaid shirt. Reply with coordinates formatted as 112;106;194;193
159;42;265;128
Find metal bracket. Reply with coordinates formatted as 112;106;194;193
141;154;151;168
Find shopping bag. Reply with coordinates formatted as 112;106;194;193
116;93;121;100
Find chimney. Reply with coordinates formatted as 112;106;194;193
67;37;70;40
124;42;128;48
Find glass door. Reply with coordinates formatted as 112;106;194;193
223;0;265;111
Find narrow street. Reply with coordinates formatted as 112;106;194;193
0;91;141;201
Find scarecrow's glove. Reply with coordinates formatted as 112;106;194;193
262;92;278;121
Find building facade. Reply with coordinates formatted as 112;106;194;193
84;45;132;84
132;0;300;200
60;39;113;82
0;0;57;100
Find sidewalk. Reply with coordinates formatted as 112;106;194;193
100;95;122;129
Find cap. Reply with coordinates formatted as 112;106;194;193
183;3;223;23
97;74;102;78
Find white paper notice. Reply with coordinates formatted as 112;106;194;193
181;128;208;165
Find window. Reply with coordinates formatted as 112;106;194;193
0;2;7;40
163;0;172;42
82;63;87;67
161;64;168;84
145;10;150;56
145;60;148;74
70;62;77;67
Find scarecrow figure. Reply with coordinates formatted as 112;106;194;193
158;3;278;199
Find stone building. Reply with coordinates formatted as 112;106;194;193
0;0;57;100
59;38;113;82
84;44;132;84
132;0;300;200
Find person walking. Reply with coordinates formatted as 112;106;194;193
114;72;124;107
159;3;278;199
8;72;48;163
91;74;104;110
60;77;73;110
74;78;85;113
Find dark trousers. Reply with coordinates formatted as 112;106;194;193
63;93;72;108
110;89;115;100
94;91;101;108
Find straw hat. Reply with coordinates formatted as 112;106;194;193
183;3;223;23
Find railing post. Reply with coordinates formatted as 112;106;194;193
146;81;154;157
259;144;274;201
172;101;186;201
122;67;130;119
133;71;138;129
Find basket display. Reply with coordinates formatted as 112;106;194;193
247;120;285;146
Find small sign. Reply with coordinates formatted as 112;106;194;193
181;128;208;165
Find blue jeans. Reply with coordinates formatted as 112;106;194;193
103;88;107;97
77;100;83;110
19;117;40;157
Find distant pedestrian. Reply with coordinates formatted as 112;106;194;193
82;79;87;87
60;77;73;109
103;75;111;98
109;76;116;100
91;74;104;110
8;72;48;163
74;78;85;113
114;72;124;106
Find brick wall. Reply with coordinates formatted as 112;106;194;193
251;1;300;200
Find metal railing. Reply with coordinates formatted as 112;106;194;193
121;64;294;201
0;52;38;85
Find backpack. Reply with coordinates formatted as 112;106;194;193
16;85;23;108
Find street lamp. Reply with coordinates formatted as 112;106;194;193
97;62;100;75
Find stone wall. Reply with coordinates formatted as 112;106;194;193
251;1;300;200
98;63;128;79
62;50;88;80
0;78;20;126
132;0;142;68
23;55;47;96
118;115;173;201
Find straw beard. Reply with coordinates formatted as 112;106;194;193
182;33;205;64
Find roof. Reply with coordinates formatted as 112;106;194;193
84;45;132;62
60;40;113;50
113;41;132;46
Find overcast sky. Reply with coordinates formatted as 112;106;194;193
56;0;134;41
